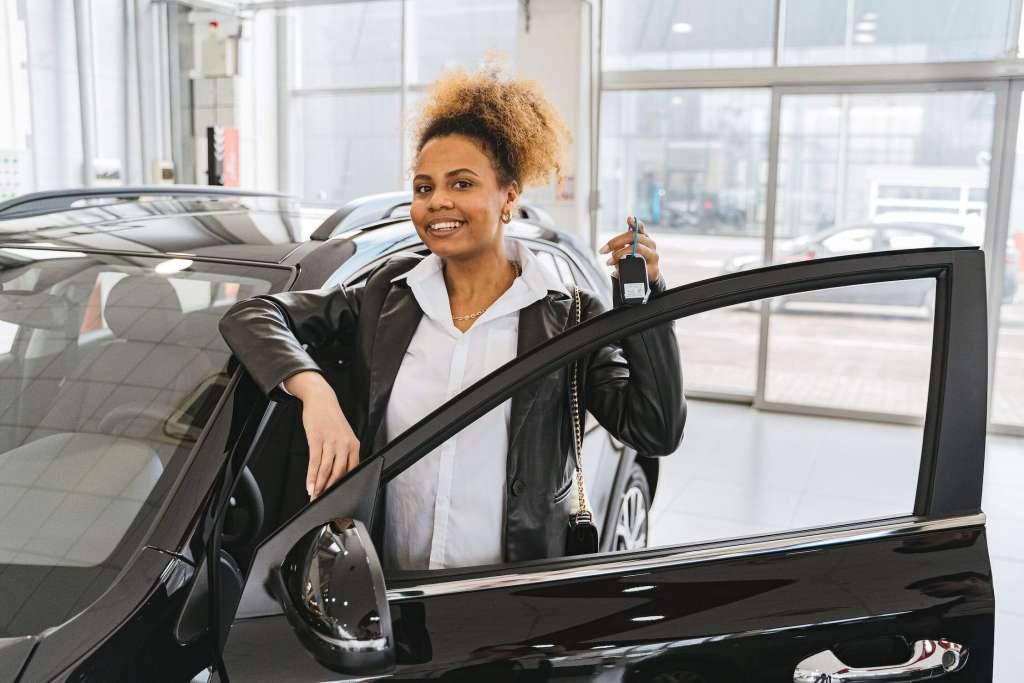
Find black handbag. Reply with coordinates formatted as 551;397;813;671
565;285;599;556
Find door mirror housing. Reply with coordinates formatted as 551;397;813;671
270;518;395;676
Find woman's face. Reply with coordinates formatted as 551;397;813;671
411;134;518;261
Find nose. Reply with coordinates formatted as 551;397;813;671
428;187;454;211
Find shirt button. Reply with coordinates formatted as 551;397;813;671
512;479;526;496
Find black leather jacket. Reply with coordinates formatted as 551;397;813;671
218;252;685;563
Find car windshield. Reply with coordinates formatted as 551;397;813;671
0;247;289;636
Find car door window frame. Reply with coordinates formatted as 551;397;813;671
378;247;985;593
375;248;984;514
234;247;986;618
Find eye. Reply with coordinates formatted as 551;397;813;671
414;184;432;194
453;179;472;189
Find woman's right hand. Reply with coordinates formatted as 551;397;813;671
285;371;361;500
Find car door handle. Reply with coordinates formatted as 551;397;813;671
793;639;967;682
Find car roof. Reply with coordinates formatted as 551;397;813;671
808;220;971;241
872;211;983;230
0;187;584;267
0;190;316;261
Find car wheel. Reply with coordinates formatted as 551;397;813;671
614;463;651;551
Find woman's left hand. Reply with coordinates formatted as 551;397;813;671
599;216;660;282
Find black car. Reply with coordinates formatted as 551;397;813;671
0;187;994;682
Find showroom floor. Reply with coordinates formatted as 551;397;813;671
650;400;1022;682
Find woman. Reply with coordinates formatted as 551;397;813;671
218;67;684;570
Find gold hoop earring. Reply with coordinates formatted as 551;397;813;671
501;211;512;224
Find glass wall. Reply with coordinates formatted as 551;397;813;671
775;90;996;242
295;1;402;90
291;93;402;204
0;0;32;200
405;0;517;87
765;89;996;416
288;0;517;205
601;0;1018;428
780;0;1016;66
992;92;1024;428
91;0;128;184
602;0;775;70
599;89;770;394
605;0;1016;70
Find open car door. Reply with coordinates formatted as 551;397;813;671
221;247;993;682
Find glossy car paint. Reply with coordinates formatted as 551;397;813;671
221;523;994;681
0;193;994;682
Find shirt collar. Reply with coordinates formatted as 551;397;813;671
394;238;571;333
392;238;571;298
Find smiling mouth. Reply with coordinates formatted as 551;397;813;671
427;220;466;235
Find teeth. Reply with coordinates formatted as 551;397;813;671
430;221;462;230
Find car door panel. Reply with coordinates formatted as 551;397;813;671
221;247;991;682
383;517;991;681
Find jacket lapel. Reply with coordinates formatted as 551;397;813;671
366;284;422;449
508;293;572;450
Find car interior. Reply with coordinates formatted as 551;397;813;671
0;256;270;635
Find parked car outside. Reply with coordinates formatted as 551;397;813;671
873;211;1019;302
0;187;994;682
724;220;1017;310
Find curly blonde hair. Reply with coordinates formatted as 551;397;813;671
411;65;572;188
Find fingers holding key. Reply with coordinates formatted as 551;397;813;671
603;233;657;264
599;217;661;282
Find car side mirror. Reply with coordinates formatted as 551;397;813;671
269;517;395;676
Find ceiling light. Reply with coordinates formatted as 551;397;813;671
631;615;665;622
855;21;877;31
622;585;656;593
671;96;683;105
854;33;876;44
671;22;692;34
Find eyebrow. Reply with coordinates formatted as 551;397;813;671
413;168;480;182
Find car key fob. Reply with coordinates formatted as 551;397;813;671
617;216;650;305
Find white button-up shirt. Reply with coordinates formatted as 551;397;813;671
382;238;568;571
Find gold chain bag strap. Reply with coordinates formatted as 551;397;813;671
565;284;599;556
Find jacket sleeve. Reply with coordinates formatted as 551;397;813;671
582;275;685;456
218;283;363;401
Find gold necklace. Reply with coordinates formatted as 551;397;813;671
451;261;522;322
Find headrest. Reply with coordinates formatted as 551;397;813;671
104;275;184;340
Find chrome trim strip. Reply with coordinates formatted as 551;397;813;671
386;513;985;602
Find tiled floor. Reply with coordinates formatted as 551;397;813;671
649;399;1023;681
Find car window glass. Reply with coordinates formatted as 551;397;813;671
822;227;874;253
0;252;287;636
375;276;935;579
